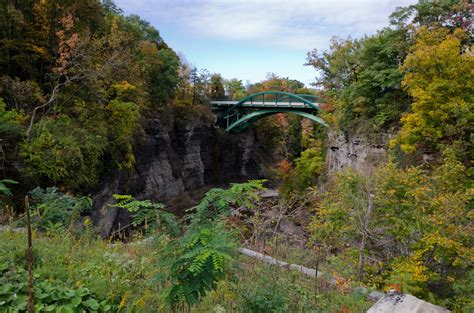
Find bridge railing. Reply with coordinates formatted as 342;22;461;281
210;91;320;111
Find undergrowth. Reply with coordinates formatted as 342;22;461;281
0;230;372;312
0;181;374;312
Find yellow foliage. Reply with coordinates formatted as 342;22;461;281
391;27;474;154
112;81;137;93
118;292;130;309
309;152;472;305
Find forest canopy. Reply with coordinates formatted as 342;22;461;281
0;0;196;189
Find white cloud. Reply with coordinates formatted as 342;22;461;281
116;0;417;50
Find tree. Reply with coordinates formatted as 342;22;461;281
0;0;51;83
190;68;210;105
308;155;472;308
210;73;225;100
125;14;162;43
0;98;24;180
142;43;180;107
390;0;473;36
175;57;193;102
0;0;189;190
305;1;471;132
305;37;361;92
224;78;246;100
392;27;473;156
248;73;305;94
306;29;410;130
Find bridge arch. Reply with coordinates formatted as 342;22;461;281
211;90;327;132
226;109;328;132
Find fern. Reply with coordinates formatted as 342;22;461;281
111;194;179;236
189;180;266;226
0;179;18;196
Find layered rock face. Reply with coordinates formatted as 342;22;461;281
91;116;264;237
326;130;391;173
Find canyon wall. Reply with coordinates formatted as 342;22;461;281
91;115;264;237
325;130;392;173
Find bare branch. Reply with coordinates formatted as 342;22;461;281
26;81;64;139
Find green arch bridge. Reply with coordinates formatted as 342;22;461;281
210;91;327;132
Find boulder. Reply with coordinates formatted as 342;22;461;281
278;218;305;237
367;290;450;313
259;189;279;199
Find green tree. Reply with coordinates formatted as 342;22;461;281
210;74;225;100
306;28;410;130
106;99;140;169
0;98;24;181
0;0;189;191
144;46;180;107
224;78;246;100
305;0;471;132
0;98;23;137
390;0;472;35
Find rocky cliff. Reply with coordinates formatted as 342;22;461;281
91;114;264;237
325;130;391;173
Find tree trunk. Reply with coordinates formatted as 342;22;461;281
358;174;374;281
25;195;35;313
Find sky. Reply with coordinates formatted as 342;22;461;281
114;0;418;86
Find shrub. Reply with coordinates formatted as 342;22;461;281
106;100;140;170
0;98;24;136
27;187;91;232
239;282;289;313
308;155;473;309
111;194;179;236
0;230;168;311
0;179;17;221
294;146;325;189
20;116;106;189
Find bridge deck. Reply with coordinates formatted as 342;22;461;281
210;101;319;109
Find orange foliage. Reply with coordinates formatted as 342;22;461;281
275;113;288;127
338;305;351;313
333;272;351;294
55;14;79;75
386;283;402;292
276;159;293;175
301;118;313;134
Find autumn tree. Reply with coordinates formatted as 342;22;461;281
309;153;472;308
392;27;473;157
142;42;180;107
0;1;185;189
306;0;471;132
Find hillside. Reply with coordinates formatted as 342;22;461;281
0;0;472;312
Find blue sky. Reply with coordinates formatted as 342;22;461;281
114;0;417;86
